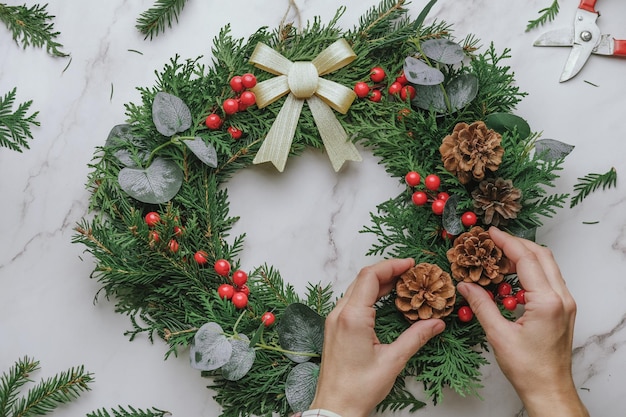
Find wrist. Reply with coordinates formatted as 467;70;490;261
302;409;344;417
520;383;589;417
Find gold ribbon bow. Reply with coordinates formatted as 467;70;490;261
249;39;362;172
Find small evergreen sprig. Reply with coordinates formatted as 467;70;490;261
526;0;560;32
87;406;171;417
0;2;67;56
570;167;618;208
136;0;189;40
0;88;40;152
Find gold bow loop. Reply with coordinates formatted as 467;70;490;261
249;39;362;172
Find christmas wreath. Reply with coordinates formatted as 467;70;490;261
74;1;573;415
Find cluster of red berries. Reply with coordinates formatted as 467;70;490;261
144;211;184;252
205;73;258;139
353;67;416;103
457;282;526;323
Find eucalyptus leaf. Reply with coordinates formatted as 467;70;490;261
507;226;537;242
412;84;446;112
152;91;192;137
189;322;232;371
277;303;324;363
447;74;478;111
118;157;183;204
421;38;465;65
184;137;218;168
404;56;444;86
221;334;256;381
534;139;575;161
442;194;463;236
285;362;319;413
105;124;147;168
484;113;531;140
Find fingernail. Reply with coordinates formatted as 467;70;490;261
457;282;469;297
433;320;445;334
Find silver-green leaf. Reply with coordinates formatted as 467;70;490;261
412;84;446;112
404;56;444;85
152;92;192;137
277;303;324;363
221;334;256;381
189;322;232;371
184;136;218;168
105;124;147;168
285;362;319;413
421;38;465;65
534;139;575;161
447;74;479;111
118;157;183;204
442;194;463;236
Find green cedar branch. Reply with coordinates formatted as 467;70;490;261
526;0;560;32
0;2;67;56
570;167;618;208
136;0;189;40
86;406;171;417
0;88;40;152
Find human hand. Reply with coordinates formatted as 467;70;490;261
309;258;445;417
457;227;588;417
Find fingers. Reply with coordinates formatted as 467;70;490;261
457;282;507;335
344;258;414;308
386;319;445;368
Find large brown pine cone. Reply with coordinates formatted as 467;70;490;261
439;121;504;184
395;263;456;322
446;226;512;286
472;177;522;227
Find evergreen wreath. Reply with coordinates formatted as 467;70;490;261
74;1;574;415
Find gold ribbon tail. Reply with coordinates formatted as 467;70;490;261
253;94;305;172
307;95;362;172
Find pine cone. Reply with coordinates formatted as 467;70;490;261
446;226;512;286
395;263;456;322
472;177;522;227
439;121;504;184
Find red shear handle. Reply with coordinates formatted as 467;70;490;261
579;0;597;13
614;40;626;57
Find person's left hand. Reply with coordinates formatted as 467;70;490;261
309;258;446;417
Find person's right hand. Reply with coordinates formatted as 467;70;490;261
457;227;589;417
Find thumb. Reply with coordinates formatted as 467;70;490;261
457;282;505;334
387;319;445;366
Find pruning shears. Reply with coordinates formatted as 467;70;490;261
533;0;626;82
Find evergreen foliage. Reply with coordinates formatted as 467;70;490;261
0;88;40;152
526;0;560;32
86;406;170;417
570;167;618;208
0;2;66;56
136;0;189;40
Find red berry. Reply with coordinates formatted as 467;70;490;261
229;76;244;92
502;296;518;311
239;91;256;107
497;282;513;297
217;283;235;300
144;212;160;227
173;226;184;237
412;191;428;206
388;81;402;95
400;85;416;101
241;73;257;89
354;82;370;98
238;284;250;296
214;259;231;276
205;114;223;130
437;192;450;202
395;72;408;85
461;211;478;227
424;174;441;191
369;89;382;102
458;306;474;322
441;229;454;240
431;199;445;215
515;289;527;305
194;250;209;265
405;171;421;187
370;67;386;83
168;239;179;253
232;270;248;287
223;98;239;115
149;230;160;243
232;291;248;309
227;126;243;139
261;312;276;327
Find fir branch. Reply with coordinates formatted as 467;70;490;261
526;0;560;32
570;167;618;208
136;0;189;40
0;88;40;152
87;405;171;417
0;356;39;416
0;2;66;56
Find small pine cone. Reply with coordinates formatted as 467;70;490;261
472;177;522;227
395;263;456;322
439;121;504;184
446;226;512;286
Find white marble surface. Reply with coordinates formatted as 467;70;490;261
1;0;625;416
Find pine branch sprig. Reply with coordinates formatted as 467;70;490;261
0;356;39;416
526;0;560;32
570;167;618;208
0;2;67;56
0;88;40;152
87;405;171;417
136;0;189;40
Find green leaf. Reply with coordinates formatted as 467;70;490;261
447;73;478;111
152;92;192;137
421;39;465;65
442;194;463;235
277;303;325;363
484;112;531;140
403;56;444;85
507;225;537;241
221;334;256;381
189;322;232;371
105;124;147;167
285;362;319;413
118;157;183;204
184;136;218;167
412;84;446;112
534;139;574;161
